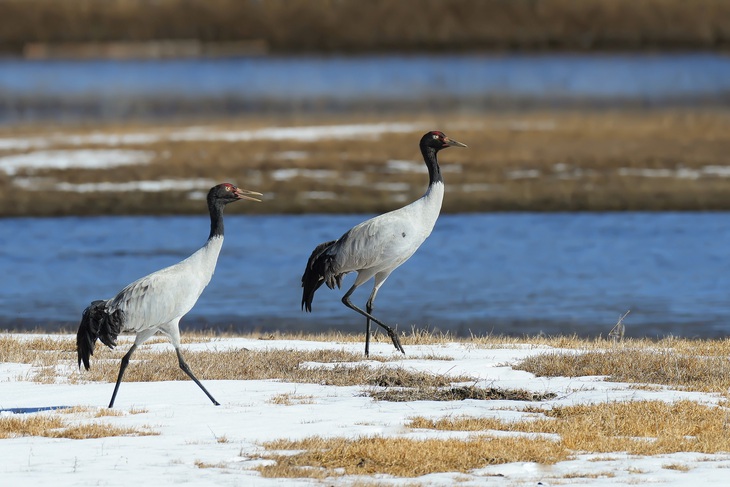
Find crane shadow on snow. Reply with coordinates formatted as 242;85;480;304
0;406;74;415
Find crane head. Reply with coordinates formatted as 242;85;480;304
209;183;263;204
421;131;468;150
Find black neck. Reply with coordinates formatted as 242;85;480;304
421;145;443;185
208;198;226;239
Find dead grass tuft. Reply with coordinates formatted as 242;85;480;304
71;345;474;389
194;460;228;469
562;471;616;479
0;413;157;439
367;385;556;402
409;400;730;456
255;435;569;478
0;335;75;368
515;345;730;392
268;393;315;406
6;333;730;393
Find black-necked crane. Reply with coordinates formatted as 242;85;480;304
76;183;262;408
301;131;467;356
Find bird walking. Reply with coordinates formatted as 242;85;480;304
76;183;262;408
301;131;466;356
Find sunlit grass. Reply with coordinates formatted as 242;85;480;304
0;412;157;439
5;331;730;393
255;435;569;479
514;341;730;392
408;400;730;456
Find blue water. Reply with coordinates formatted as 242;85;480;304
1;53;729;122
1;213;728;338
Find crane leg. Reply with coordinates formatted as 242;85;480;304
342;286;404;356
364;285;378;357
109;344;137;408
365;301;372;357
175;348;220;406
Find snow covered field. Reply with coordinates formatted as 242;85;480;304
1;335;729;486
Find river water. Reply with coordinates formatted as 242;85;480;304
1;212;728;338
2;52;729;122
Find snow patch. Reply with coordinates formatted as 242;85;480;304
13;178;216;193
271;168;337;181
0;336;728;486
618;166;730;179
0;149;153;175
302;191;336;200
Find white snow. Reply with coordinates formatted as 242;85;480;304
386;159;424;173
301;191;336;200
0;149;154;175
273;150;309;160
271;168;337;181
506;169;542;179
460;183;500;192
0;123;425;151
168;123;425;143
386;159;462;174
618;166;730;179
374;182;411;192
11;178;217;193
1;335;728;486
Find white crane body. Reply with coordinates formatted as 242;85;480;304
76;183;262;408
107;236;224;339
325;181;444;287
302;131;465;356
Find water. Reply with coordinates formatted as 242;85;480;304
2;53;729;122
1;213;729;338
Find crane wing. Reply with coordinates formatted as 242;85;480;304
330;211;420;274
108;266;206;332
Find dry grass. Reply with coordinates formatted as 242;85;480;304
268;393;315;406
0;412;157;439
194;460;228;469
409;399;730;456
2;109;730;215
71;346;474;388
255;435;569;479
0;335;75;364
6;332;730;393
515;340;730;392
55;405;148;417
366;385;556;403
2;0;730;55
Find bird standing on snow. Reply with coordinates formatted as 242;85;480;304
301;131;467;356
77;183;262;408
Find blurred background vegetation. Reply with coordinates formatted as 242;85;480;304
1;0;730;55
1;0;729;215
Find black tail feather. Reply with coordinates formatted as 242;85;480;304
76;299;124;370
301;240;337;312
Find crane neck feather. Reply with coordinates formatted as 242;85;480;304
208;199;226;239
420;145;443;186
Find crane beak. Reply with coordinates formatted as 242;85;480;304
234;188;263;202
444;137;467;148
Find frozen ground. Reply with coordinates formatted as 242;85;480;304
1;335;729;486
